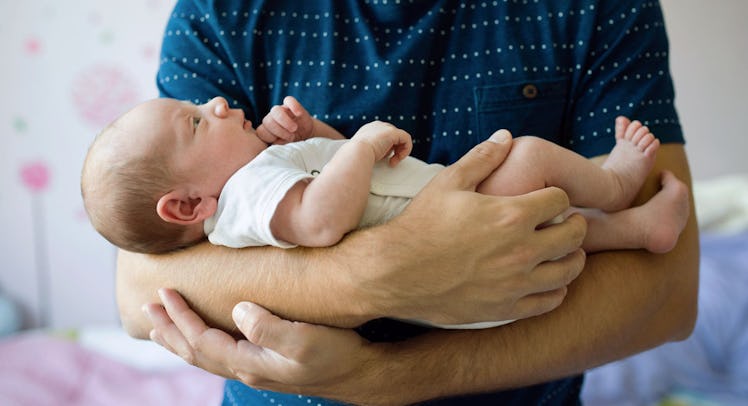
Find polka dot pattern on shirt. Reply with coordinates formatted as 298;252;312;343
160;0;680;161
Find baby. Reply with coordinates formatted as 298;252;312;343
82;95;689;256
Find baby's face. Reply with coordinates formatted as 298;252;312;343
124;97;268;195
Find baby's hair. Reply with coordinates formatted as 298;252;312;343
81;120;202;254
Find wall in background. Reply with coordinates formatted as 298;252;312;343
1;1;746;330
1;0;172;328
662;0;748;179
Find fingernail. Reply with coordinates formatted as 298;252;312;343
149;330;161;345
157;288;167;301
489;130;510;143
233;303;249;323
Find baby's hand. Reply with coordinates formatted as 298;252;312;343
257;96;315;144
352;121;413;167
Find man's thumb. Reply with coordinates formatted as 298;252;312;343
439;129;513;190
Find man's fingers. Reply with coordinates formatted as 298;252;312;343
533;212;587;261
152;289;249;374
143;301;196;363
233;302;299;358
511;249;585;319
437;130;513;190
143;304;175;353
528;248;586;292
158;288;213;347
511;186;573;227
512;286;569;320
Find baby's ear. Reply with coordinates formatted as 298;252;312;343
156;191;217;225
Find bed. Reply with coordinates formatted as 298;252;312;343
0;326;224;405
1;175;746;406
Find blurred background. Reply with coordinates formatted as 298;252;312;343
0;0;746;331
1;0;173;331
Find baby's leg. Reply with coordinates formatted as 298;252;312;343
478;119;659;212
476;132;555;195
578;171;690;253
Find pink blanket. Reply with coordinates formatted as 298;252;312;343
0;333;224;405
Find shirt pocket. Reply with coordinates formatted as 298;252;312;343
474;77;569;145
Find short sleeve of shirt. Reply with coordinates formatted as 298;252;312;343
564;1;683;157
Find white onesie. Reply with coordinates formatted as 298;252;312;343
204;137;444;248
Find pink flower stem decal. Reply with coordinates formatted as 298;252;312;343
20;161;51;327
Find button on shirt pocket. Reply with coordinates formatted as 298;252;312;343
474;77;569;145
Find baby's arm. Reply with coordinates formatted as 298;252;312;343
257;96;344;143
270;121;412;247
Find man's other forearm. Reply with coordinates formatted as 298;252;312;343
374;235;696;404
357;144;699;404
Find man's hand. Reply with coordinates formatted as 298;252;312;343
359;130;588;325
146;288;384;405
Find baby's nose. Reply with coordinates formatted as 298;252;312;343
210;96;229;116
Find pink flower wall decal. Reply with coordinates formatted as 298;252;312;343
142;44;157;60
71;64;140;128
19;161;52;327
20;161;51;194
24;37;42;55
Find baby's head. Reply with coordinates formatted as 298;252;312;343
81;97;266;253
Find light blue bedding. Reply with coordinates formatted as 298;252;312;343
582;232;748;406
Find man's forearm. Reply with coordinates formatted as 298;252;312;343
116;240;380;339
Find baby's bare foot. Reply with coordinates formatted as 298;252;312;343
601;116;660;211
638;171;690;253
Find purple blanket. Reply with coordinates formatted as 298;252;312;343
582;232;748;405
0;332;224;406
